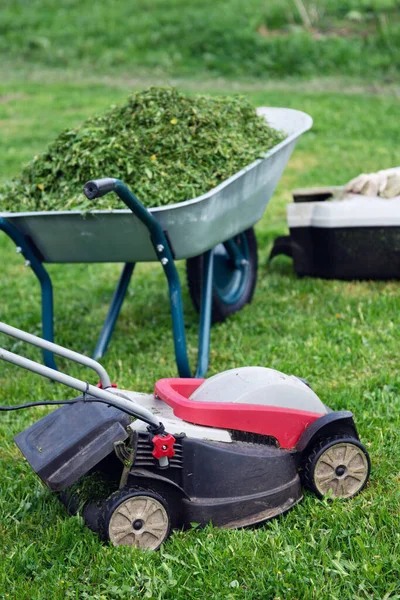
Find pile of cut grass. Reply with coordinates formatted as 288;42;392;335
0;87;284;212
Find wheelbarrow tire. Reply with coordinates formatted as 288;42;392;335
186;227;258;324
102;487;172;550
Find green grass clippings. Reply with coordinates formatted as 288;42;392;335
68;472;118;507
0;87;285;213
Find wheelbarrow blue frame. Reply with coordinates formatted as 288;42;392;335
0;181;219;378
0;217;57;369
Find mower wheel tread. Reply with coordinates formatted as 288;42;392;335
102;486;172;550
302;435;370;499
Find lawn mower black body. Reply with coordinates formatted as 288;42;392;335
14;395;363;534
15;398;303;530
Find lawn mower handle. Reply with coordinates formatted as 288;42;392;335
0;322;162;430
0;321;112;388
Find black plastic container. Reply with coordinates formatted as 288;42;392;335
270;187;400;280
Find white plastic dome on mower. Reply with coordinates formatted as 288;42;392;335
189;366;328;414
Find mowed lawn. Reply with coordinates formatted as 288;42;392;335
0;78;400;599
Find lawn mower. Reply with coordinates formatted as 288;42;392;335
0;322;370;551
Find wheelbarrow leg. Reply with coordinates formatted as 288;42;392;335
0;217;57;370
161;255;192;378
38;269;55;370
195;249;214;379
93;262;135;361
223;237;246;268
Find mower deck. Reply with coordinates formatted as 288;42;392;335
14;390;304;531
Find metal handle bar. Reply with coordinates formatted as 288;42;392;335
0;348;161;426
0;324;162;429
0;322;112;388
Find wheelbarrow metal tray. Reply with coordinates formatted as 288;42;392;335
1;108;312;263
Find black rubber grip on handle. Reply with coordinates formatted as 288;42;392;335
83;178;117;199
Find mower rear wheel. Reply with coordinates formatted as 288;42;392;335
186;227;258;323
103;488;171;550
303;436;370;499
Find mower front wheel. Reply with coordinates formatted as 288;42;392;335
103;488;171;550
303;436;370;499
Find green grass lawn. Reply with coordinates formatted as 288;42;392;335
0;74;400;599
2;0;400;80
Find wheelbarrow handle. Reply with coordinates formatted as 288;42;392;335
83;179;161;233
82;178;193;379
83;178;117;199
83;179;163;233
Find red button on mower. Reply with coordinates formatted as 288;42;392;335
152;433;176;468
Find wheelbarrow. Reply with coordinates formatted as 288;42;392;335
0;321;370;550
0;108;312;377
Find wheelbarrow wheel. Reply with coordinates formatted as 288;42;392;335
186;227;258;323
103;487;171;550
303;435;370;499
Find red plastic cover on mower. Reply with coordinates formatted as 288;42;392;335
154;378;323;449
